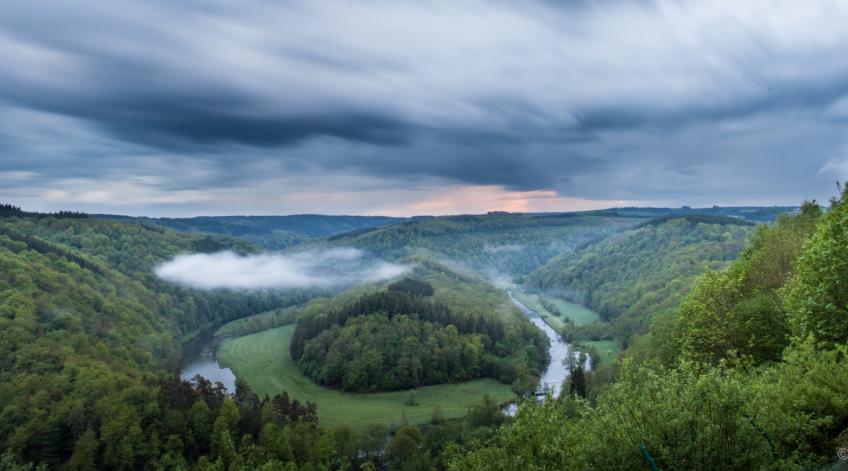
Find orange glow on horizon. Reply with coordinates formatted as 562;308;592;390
369;185;636;217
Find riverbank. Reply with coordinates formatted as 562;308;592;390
507;291;590;398
180;330;237;392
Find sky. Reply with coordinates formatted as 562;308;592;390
1;0;847;217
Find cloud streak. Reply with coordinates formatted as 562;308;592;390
1;0;847;213
154;248;409;290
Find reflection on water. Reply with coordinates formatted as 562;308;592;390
180;339;236;393
508;292;590;399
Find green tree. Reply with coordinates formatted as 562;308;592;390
388;427;425;470
67;429;98;471
569;367;586;398
675;204;820;365
786;189;848;346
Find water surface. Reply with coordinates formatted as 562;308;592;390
180;341;236;392
508;291;589;398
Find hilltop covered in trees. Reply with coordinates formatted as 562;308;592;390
292;290;548;392
526;215;756;345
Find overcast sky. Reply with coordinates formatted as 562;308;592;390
1;0;847;216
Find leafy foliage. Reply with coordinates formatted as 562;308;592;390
527;216;755;343
292;291;548;392
0;216;320;468
670;203;821;365
448;362;775;471
387;277;435;296
446;196;848;469
786;191;848;346
1;217;318;336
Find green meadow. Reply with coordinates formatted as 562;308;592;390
217;325;516;430
542;297;600;325
579;340;621;365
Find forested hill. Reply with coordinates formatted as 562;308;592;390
88;206;793;256
0;216;319;338
263;255;551;394
0;221;182;464
526;215;756;342
302;213;638;278
93;214;405;249
451;196;845;471
568;205;796;222
0;214;337;467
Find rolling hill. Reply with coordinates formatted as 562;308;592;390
94;214;405;249
526;215;757;343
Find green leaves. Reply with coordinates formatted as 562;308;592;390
786;190;848;346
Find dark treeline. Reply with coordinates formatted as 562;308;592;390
0;204;88;219
0;224;106;275
292;290;548;392
299;313;498;391
636;214;755;228
387;277;435;297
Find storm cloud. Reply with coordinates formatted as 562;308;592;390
1;0;848;214
154;248;409;290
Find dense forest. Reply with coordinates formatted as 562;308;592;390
526;215;756;346
0;215;329;468
0;213;510;470
304;212;638;277
449;192;848;470
0;217;320;337
1;198;843;469
292;289;548;392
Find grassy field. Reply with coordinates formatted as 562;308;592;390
544;297;600;325
580;340;621;365
214;305;300;339
515;291;566;330
217;325;516;430
492;281;599;330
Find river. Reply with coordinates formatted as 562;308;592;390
179;292;588;399
508;291;590;398
179;332;237;392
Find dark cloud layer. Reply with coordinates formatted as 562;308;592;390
1;0;848;214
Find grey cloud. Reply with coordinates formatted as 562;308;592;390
1;0;848;212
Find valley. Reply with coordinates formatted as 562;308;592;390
7;200;847;470
177;208;777;432
506;292;587;397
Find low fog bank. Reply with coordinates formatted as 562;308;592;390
154;248;409;290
